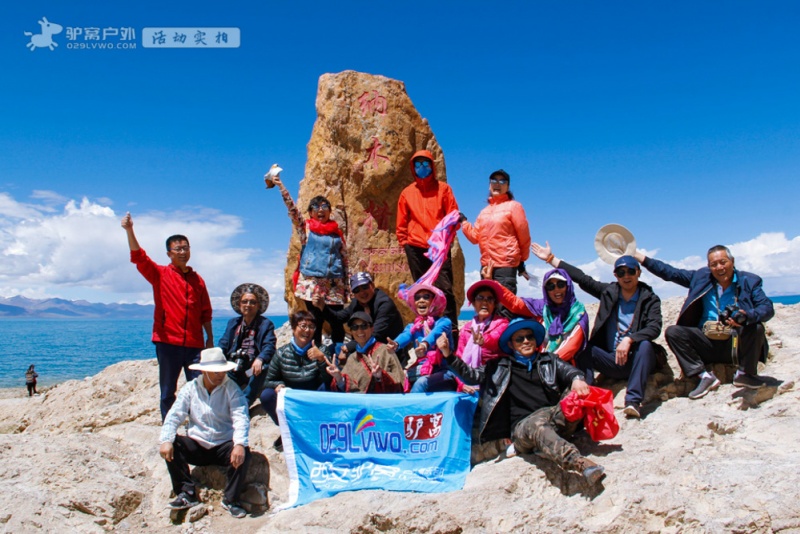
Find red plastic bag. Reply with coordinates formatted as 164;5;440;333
559;386;619;441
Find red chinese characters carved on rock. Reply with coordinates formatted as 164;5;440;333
358;90;388;117
364;137;390;169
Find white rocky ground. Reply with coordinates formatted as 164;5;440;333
1;297;798;533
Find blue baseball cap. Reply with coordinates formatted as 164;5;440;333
614;255;640;270
349;272;373;289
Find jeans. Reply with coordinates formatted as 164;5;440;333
576;340;656;405
156;342;201;421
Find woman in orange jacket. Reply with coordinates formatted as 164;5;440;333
461;169;531;294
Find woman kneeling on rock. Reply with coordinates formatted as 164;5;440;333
445;318;605;485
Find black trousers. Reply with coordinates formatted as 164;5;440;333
166;435;251;503
304;300;345;345
492;266;518;295
665;323;764;378
404;245;459;329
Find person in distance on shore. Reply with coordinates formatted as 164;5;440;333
121;212;213;421
532;242;662;420
633;246;774;399
159;348;250;519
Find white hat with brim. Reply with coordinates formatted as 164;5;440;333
188;347;237;372
594;223;637;265
544;272;568;283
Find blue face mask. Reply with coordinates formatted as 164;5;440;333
414;160;432;179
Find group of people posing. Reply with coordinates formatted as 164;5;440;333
121;150;775;517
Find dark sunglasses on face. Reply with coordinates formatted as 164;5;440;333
350;322;371;331
489;178;509;185
311;203;331;212
352;284;370;295
545;281;567;291
512;333;538;343
474;295;495;303
615;267;638;277
414;292;434;301
240;299;258;305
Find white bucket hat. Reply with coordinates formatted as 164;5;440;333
188;347;236;372
594;223;637;265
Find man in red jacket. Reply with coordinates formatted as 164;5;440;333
396;149;460;329
122;212;214;420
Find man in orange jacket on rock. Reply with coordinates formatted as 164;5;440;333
396;149;460;330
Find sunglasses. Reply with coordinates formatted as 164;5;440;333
545;281;567;291
349;322;371;331
414;292;434;301
297;322;317;331
310;203;331;212
352;284;370;295
240;299;258;305
474;295;495;303
489;178;509;185
512;333;538;344
614;267;638;277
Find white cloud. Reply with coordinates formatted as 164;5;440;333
1;191;798;317
0;193;289;313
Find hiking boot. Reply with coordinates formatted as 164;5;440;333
167;491;199;510
574;457;605;485
623;402;641;419
733;373;766;390
273;436;283;452
221;499;247;519
688;374;720;399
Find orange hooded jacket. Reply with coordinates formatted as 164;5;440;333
461;194;531;267
396;150;459;249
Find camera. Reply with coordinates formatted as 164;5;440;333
718;304;747;325
228;348;250;376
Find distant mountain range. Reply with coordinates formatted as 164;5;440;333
0;296;236;319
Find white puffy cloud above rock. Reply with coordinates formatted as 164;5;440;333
0;192;288;312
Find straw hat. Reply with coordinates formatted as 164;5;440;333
594;224;637;265
230;283;270;315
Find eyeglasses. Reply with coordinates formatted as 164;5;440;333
170;246;190;253
350;322;371;331
414;160;431;169
545;281;567;291
489;178;509;185
240;299;258;306
414;292;434;301
474;295;495;303
310;203;331;212
512;333;538;343
352;284;370;295
614;267;638;277
297;322;316;331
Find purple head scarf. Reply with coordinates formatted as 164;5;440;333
541;268;577;338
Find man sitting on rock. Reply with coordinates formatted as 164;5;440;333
159;348;251;519
532;243;662;420
634;246;774;399
315;271;404;344
444;318;605;485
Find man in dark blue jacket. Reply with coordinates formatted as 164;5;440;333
635;246;774;399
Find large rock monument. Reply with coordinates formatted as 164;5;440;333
280;71;465;321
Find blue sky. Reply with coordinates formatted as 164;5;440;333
2;1;799;313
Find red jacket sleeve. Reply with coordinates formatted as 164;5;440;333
130;248;160;285
511;202;531;261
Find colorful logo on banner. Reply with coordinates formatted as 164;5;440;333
277;390;478;508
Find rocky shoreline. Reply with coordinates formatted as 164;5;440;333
1;297;799;533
